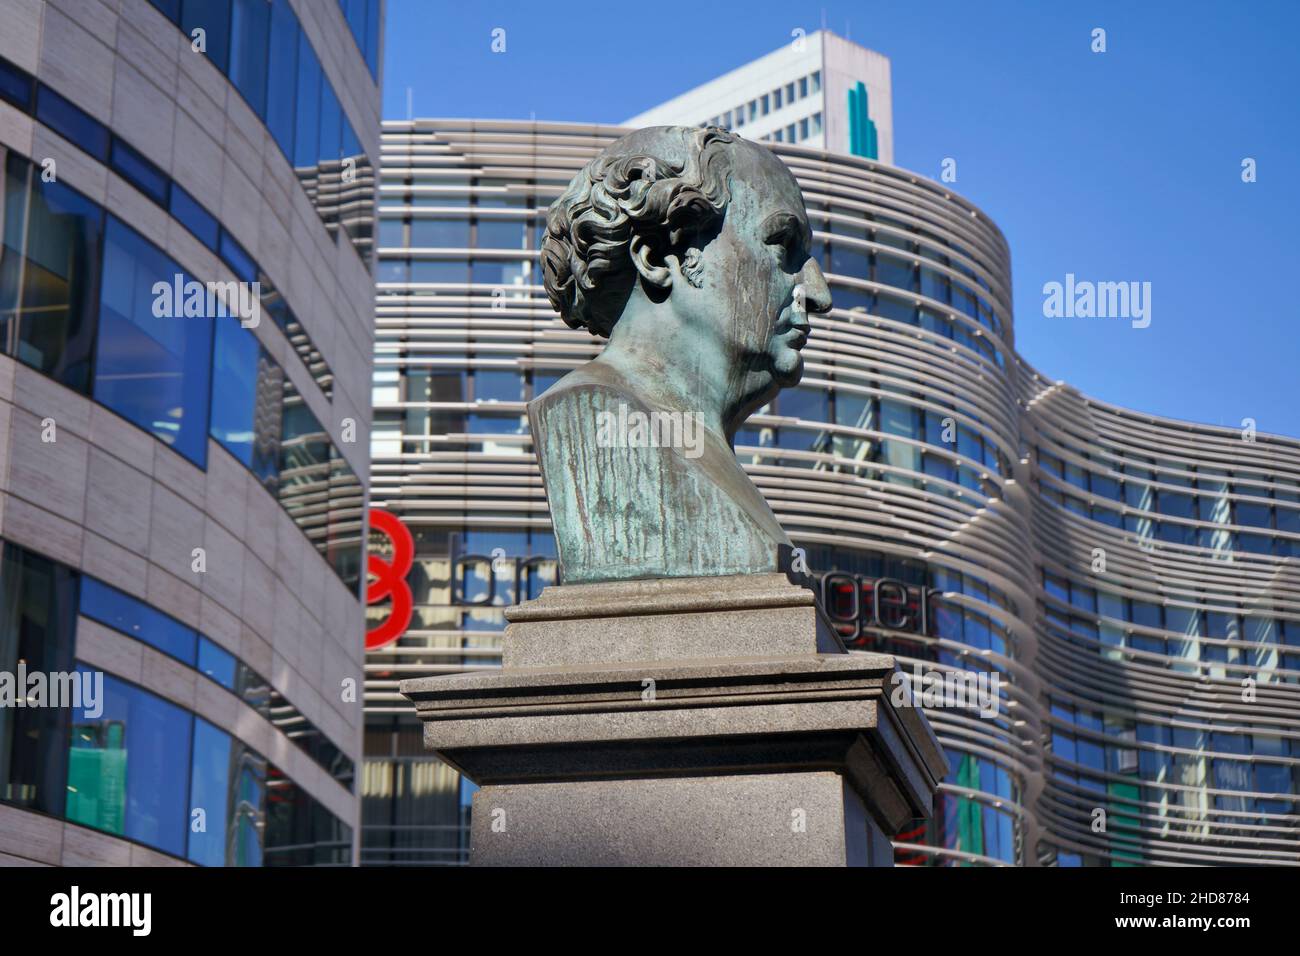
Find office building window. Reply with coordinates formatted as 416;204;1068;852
110;138;169;206
476;218;527;251
292;29;323;169
377;219;404;247
0;542;79;816
0;55;33;110
210;315;283;484
35;84;109;162
279;380;362;590
66;667;194;858
799;76;808;98
80;577;198;666
228;0;270;116
181;0;233;75
786;81;796;102
263;766;353;865
773;88;782;109
812;70;821;92
811;112;822;134
169;184;220;251
1;154;103;394
94;216;214;467
337;0;382;79
65;0;373;259
265;0;299;158
197;636;238;689
188;717;266;866
411;218;470;247
761;93;769;115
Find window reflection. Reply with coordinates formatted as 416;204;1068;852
95;217;213;466
1;153;102;394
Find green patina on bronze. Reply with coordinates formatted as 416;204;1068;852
536;126;832;583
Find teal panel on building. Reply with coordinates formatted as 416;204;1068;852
847;81;879;160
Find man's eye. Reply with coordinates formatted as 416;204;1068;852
781;235;802;263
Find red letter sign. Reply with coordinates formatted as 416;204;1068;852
366;509;414;651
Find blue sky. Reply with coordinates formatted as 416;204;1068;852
383;0;1300;439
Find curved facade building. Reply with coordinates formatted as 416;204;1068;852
0;0;381;866
364;118;1299;867
1023;373;1300;865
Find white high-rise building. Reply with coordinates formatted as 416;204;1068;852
624;30;893;164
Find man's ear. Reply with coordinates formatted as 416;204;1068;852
629;234;672;291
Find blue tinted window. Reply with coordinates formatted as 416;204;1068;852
377;259;408;283
476;218;527;250
0;55;33;111
412;218;470;246
80;577;198;665
474;370;525;403
110;137;169;205
875;292;916;326
265;0;300;160
343;0;367;46
95;216;214;466
292;34;322;168
830;245;870;281
338;0;379;79
182;0;233;74
9;171;103;394
232;752;266;865
342;115;362;160
35;84;109;161
197;636;238;689
228;0;270;116
317;82;341;168
412;259;467;283
66;668;193;858
218;228;257;283
210;315;260;467
148;0;182;22
170;184;219;250
188;718;233;865
364;0;380;76
1235;499;1272;528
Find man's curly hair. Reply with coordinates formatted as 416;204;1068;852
541;126;737;337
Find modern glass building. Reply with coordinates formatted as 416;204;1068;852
0;0;381;866
362;118;1300;867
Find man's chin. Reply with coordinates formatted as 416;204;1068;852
772;352;804;387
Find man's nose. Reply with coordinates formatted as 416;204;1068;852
799;258;833;315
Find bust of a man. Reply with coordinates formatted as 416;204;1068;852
536;126;832;584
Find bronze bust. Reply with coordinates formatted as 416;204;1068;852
536;126;832;583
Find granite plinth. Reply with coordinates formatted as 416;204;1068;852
500;572;843;667
470;772;894;867
400;575;948;867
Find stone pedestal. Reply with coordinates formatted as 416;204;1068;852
400;573;947;867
